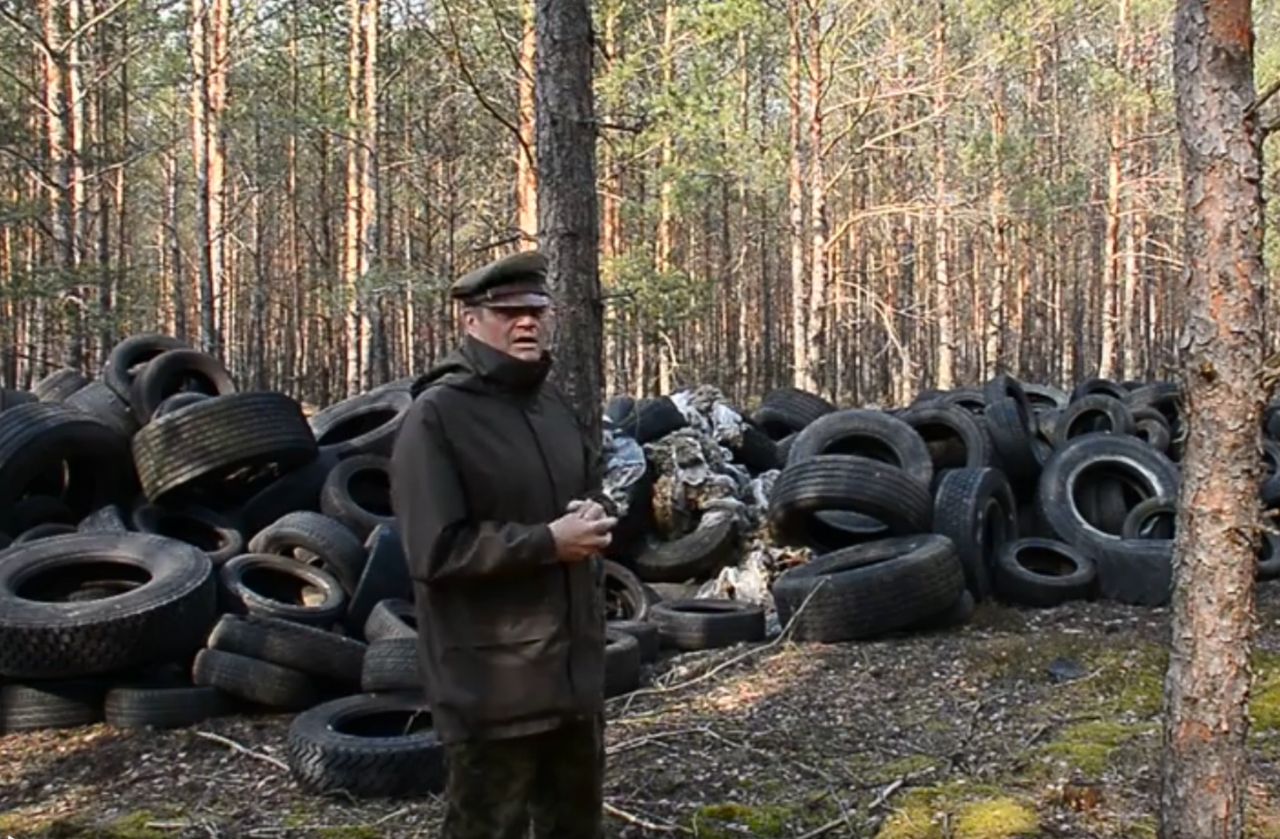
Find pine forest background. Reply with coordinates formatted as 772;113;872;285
2;0;1279;409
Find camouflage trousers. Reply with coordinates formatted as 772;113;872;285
441;715;605;839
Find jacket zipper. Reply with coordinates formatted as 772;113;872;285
523;402;578;703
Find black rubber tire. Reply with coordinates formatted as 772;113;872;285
363;598;417;642
104;333;188;400
34;368;90;402
632;513;737;584
129;349;236;425
151;391;212;420
911;588;976;632
287;693;445;798
1;495;75;534
1122;497;1176;540
776;433;797;464
897;403;993;474
983;374;1033;421
649;598;765;651
360;637;422;692
132;504;244;566
1133;410;1173;454
0;402;135;517
614;396;689;443
1262;440;1280;508
320;454;395;540
132;392;318;505
984;396;1039;489
940;388;986;415
192;647;317;710
608;619;659;662
993;538;1096;608
603;559;649;621
345;524;411;639
77;504;130;533
1071;377;1129;403
0;388;38;411
13;522;77;543
771;534;964;642
65;379;139;438
1266;401;1280;442
1037;433;1179;555
1124;383;1181;436
0;533;215;679
1258;532;1280;581
208;613;366;684
643;582;700;604
218;553;346;628
236;450;338;538
605;629;641;697
786;409;933;489
752;387;835;438
931;468;1018;602
0;680;106;732
1093;538;1173;606
1053;395;1136;447
248;511;366;596
1024;384;1070;412
731;423;780;474
104;684;232;729
309;390;413;460
769;455;932;551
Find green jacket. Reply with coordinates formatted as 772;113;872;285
389;336;605;743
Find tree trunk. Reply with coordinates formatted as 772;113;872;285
787;0;810;392
1160;1;1265;837
536;0;602;440
1100;0;1129;379
932;0;954;388
806;2;827;399
516;0;537;249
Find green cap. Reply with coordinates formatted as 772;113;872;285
450;251;552;309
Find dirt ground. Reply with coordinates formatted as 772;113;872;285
6;587;1280;839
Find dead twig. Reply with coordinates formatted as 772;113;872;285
604;801;692;834
869;777;906;811
613;580;829;713
192;730;289;772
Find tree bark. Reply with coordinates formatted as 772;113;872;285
516;0;537;249
787;0;810;392
536;0;603;440
806;2;827;398
932;0;955;388
1160;1;1265;837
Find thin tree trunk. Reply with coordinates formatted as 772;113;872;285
788;0;809;391
1100;0;1129;379
806;2;827;399
515;0;537;249
536;0;602;438
932;0;954;388
1160;1;1265;837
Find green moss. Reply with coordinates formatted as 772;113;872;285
1251;653;1280;733
875;784;1038;839
952;799;1039;838
316;828;382;839
879;754;943;779
1038;721;1147;777
1122;816;1159;839
877;801;942;839
103;811;169;839
693;802;793;838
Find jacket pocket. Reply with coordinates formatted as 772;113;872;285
440;635;573;723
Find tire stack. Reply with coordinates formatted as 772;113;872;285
0;334;438;800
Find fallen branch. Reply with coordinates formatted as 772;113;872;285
604;801;692;834
612;579;828;714
192;730;289;772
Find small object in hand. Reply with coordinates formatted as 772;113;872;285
1046;657;1087;684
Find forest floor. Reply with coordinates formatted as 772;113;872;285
6;590;1280;839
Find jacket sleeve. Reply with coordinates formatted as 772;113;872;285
389;397;558;584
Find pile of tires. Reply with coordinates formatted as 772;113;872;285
0;335;435;799
756;374;1238;643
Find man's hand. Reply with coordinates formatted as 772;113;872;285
549;509;617;562
566;498;607;521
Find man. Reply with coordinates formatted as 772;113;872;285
389;250;616;839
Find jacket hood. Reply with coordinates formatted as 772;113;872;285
410;335;551;398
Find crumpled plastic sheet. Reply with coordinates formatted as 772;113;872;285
668;385;748;449
600;430;646;517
